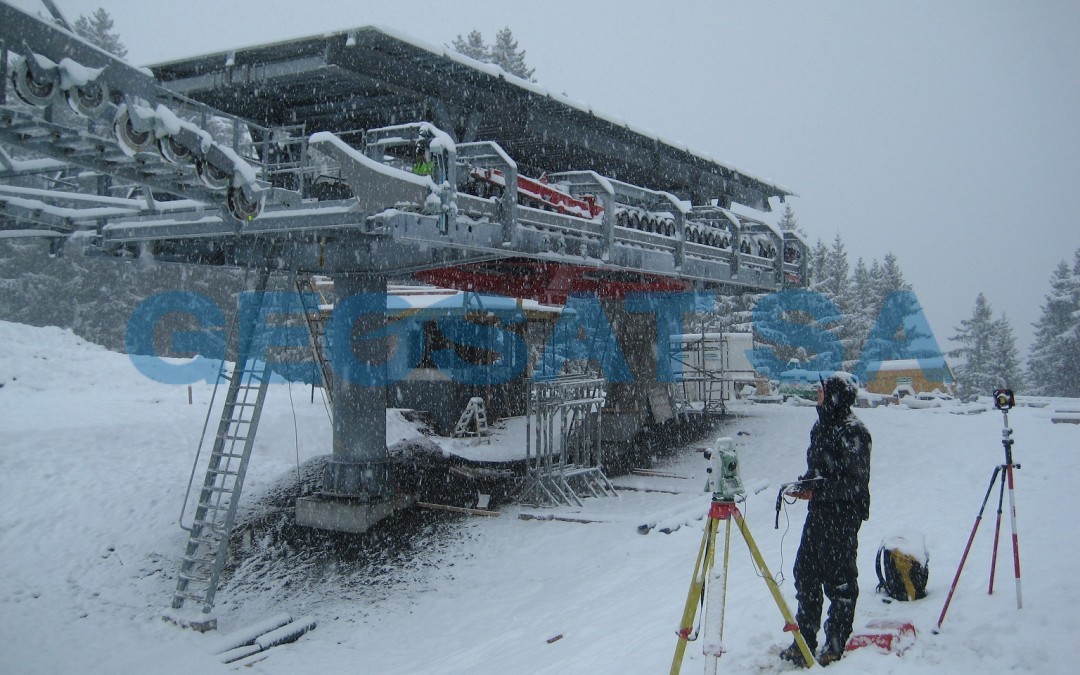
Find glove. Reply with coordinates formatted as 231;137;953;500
784;477;817;500
787;487;813;500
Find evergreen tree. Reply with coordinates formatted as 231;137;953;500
844;258;876;368
722;291;760;334
1028;249;1080;396
490;28;535;81
878;252;911;296
451;30;489;62
950;293;999;400
807;239;830;296
452;28;535;81
868;258;885;300
777;203;807;237
818;234;855;363
822;233;850;302
73;8;127;58
799;237;848;367
988;315;1026;392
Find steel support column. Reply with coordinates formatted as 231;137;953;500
296;272;414;533
323;272;391;496
601;299;661;444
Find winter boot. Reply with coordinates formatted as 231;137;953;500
778;642;814;668
817;635;845;666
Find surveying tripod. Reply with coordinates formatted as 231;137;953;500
935;389;1023;632
671;496;815;672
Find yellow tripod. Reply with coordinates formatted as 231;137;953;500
671;498;816;673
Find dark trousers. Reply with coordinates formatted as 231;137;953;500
793;502;863;653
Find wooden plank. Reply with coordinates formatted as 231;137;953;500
613;485;683;495
518;513;605;524
630;468;691;479
416;501;500;517
208;612;293;654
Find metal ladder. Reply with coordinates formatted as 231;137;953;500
173;269;273;613
295;273;335;408
452;397;490;442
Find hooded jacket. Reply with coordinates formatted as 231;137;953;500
801;374;872;520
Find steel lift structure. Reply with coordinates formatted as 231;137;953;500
0;1;808;615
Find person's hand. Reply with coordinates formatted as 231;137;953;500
785;482;814;500
787;487;813;500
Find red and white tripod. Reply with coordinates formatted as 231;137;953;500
935;390;1023;632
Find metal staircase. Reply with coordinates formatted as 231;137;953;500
295;273;335;409
173;270;273;614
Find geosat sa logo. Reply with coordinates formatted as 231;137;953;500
124;289;945;386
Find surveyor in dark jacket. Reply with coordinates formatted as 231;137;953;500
780;372;872;667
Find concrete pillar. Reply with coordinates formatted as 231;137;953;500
324;272;391;497
601;299;659;443
297;272;414;533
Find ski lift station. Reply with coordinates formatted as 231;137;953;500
0;1;810;617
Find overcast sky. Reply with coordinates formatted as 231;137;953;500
22;0;1080;356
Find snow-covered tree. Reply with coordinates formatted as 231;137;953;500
821;233;850;302
490;28;535;81
451;30;489;62
844;258;876;368
816;234;855;361
73;8;127;58
950;293;1000;400
1027;249;1080;396
807;235;850;302
807;238;830;295
877;252;911;297
988;314;1026;392
452;28;535;81
777;203;807;238
714;291;760;334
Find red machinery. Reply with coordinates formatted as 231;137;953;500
468;168;603;219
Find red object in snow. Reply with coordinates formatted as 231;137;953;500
845;620;917;655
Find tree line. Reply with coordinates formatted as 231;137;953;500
698;204;1078;400
944;249;1080;399
451;28;535;81
778;206;1078;399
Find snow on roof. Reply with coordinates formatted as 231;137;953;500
671;332;753;341
866;357;951;372
153;24;789;196
368;23;791;193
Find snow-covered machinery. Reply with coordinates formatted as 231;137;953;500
0;1;812;616
465;167;604;219
1;31;290;223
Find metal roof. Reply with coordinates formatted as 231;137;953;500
150;25;789;210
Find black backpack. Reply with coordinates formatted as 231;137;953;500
875;537;929;601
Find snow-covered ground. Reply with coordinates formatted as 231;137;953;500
1;320;1078;674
